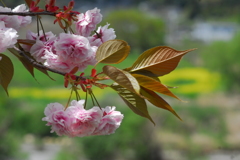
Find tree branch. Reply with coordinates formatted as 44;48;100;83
0;11;56;16
14;47;86;81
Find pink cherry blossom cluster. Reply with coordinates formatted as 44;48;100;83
26;8;116;73
0;4;31;53
42;100;124;137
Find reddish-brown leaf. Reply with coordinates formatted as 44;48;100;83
25;0;32;7
95;40;130;66
18;39;35;47
132;73;181;100
103;65;141;96
0;54;14;96
127;46;196;76
111;83;155;124
8;48;34;77
8;48;54;80
141;87;182;121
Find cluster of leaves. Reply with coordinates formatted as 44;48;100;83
94;40;195;123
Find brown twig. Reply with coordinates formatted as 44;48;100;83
0;11;56;16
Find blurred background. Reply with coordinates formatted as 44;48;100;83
1;0;240;160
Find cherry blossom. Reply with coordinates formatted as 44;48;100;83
92;106;124;135
42;100;124;137
42;102;70;136
26;30;56;62
88;23;116;47
51;33;96;72
65;100;102;137
75;8;102;37
0;21;18;53
0;4;31;30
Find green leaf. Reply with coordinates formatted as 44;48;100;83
95;39;130;66
103;65;141;96
111;83;155;124
132;73;181;100
126;46;196;76
141;87;182;121
0;54;14;96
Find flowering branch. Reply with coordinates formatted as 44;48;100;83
13;47;87;81
0;0;197;137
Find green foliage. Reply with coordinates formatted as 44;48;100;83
202;34;240;93
0;94;26;159
102;9;165;51
160;105;227;144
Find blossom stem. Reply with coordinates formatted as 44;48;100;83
84;89;88;109
0;11;56;16
65;88;73;110
73;86;81;101
89;89;96;106
37;16;47;41
90;89;101;108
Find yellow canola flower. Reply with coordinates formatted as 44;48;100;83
160;68;220;95
9;87;114;100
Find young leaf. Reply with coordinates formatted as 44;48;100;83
18;39;35;46
141;87;182;121
103;65;141;96
25;0;32;7
111;83;155;124
126;46;196;76
8;48;34;77
95;39;130;66
132;73;181;100
0;54;14;96
8;48;54;80
34;65;55;81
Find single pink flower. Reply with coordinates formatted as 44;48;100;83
42;103;70;136
88;23;116;47
30;35;56;63
92;106;124;135
65;100;102;137
26;30;56;42
75;8;102;37
22;30;56;52
51;33;96;72
0;21;18;53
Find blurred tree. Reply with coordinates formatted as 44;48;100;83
202;34;240;93
102;9;165;52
